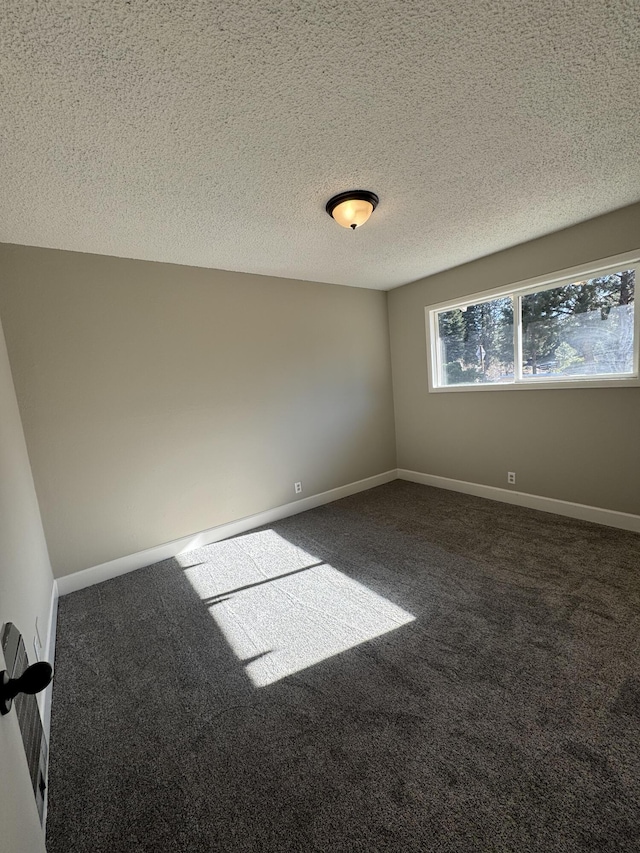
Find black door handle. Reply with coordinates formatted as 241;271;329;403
0;662;53;715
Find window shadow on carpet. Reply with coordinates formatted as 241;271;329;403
178;528;415;687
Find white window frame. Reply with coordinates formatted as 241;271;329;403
426;250;640;392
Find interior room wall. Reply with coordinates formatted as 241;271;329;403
388;202;640;516
0;244;396;577
0;314;53;853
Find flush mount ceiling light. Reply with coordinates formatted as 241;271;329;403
326;190;379;230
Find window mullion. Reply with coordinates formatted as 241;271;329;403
514;294;523;382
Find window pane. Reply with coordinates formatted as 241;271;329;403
521;270;635;379
437;296;514;386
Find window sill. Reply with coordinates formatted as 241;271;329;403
429;376;640;392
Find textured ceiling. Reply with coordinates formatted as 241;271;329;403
1;1;639;290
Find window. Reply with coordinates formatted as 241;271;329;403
427;252;639;391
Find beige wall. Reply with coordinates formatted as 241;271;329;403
2;202;638;588
0;314;52;853
0;244;396;577
388;202;640;516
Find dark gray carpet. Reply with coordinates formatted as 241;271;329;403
47;481;640;852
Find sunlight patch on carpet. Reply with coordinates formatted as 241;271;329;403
179;529;414;687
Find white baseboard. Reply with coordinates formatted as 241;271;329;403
56;470;398;596
40;578;57;835
43;579;58;670
39;579;58;739
56;466;639;597
397;469;640;533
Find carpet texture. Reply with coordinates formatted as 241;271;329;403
47;481;640;852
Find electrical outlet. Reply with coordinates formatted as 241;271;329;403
507;471;516;485
294;482;302;494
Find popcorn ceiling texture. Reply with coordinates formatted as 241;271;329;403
1;0;639;289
